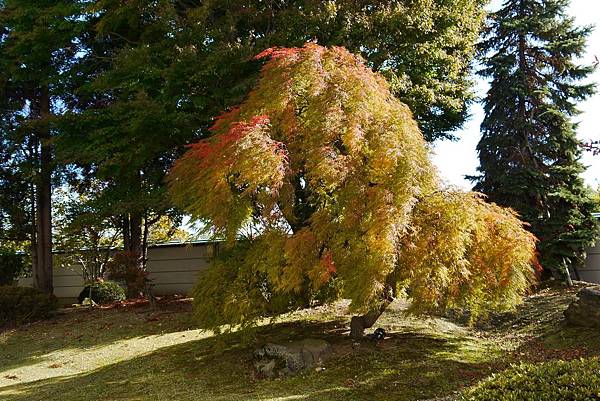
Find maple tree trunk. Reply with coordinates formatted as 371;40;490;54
350;284;394;339
34;86;53;294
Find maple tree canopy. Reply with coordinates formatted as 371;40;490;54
168;44;537;331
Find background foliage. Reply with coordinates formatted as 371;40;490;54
0;248;26;286
0;285;58;324
77;280;126;305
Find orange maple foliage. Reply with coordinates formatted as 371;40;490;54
168;44;537;330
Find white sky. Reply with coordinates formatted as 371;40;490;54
431;0;600;190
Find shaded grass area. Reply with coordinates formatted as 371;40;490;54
0;299;197;374
1;283;598;401
481;282;600;362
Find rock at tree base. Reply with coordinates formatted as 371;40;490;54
254;339;332;378
564;287;600;327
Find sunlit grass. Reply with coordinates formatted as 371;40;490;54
0;284;598;401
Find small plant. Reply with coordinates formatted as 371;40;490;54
104;251;148;298
77;280;126;305
0;249;27;286
461;358;600;401
0;286;58;324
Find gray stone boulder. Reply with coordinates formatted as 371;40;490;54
254;338;332;378
564;287;600;327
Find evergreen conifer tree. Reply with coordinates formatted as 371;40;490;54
0;0;85;292
474;0;598;278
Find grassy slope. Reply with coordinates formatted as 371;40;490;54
1;283;598;401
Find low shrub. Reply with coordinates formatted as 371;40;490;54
0;249;27;286
461;358;600;401
105;251;148;298
0;286;58;324
78;280;126;305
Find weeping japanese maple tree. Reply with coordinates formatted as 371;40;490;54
168;44;537;338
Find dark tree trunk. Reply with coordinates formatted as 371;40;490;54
123;215;131;252
34;85;53;294
30;182;37;283
122;212;144;269
122;214;142;254
142;211;149;269
350;284;394;339
129;212;142;255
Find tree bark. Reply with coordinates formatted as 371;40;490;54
129;212;143;261
350;284;394;339
34;85;53;294
123;214;131;251
122;212;143;269
142;211;149;269
30;182;38;284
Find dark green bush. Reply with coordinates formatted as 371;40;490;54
461;358;600;401
0;286;58;324
77;280;126;304
105;251;148;298
0;249;27;286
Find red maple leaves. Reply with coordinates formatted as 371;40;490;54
183;115;275;169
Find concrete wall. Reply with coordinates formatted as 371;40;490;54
18;237;600;303
19;242;217;303
578;239;600;283
145;242;215;295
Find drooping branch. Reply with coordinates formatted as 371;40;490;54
169;44;537;335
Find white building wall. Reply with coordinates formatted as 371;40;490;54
18;242;217;302
18;237;600;304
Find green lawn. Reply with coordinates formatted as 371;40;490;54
1;284;598;401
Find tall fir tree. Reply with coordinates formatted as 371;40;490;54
0;0;85;292
474;0;599;278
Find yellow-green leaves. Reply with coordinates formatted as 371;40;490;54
399;192;537;320
170;45;537;330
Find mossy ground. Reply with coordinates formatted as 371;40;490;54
0;282;597;401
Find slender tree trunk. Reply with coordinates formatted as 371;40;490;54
129;212;142;255
34;85;53;294
350;283;394;339
30;182;38;284
122;214;142;253
121;169;144;269
123;215;131;251
122;212;143;269
142;211;149;269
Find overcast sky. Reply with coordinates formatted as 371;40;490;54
431;0;600;190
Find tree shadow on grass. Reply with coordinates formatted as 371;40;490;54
472;283;600;363
0;318;499;401
0;300;196;373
